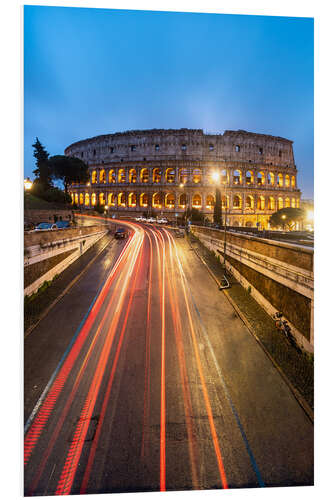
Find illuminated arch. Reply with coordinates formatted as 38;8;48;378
206;194;215;209
129;169;137;183
99;169;106;184
153;168;161;183
179;193;187;208
108;193;115;206
268;172;275;185
128;192;137;207
108;169;116;183
233;194;242;208
257;195;265;210
291;175;296;188
118;192;126;207
179;168;188;184
278;197;283;210
91;193;96;206
277;173;283;187
245;195;254;209
285;197;290;208
91;170;97;184
291;197;296;208
140;193;148;207
268;196;275;210
79;193;84;205
285;174;290;187
246;170;254;185
99;192;105;205
221;169;229;185
74;193;78;205
140;168;148;183
233;170;242;185
165;168;175;183
192;193;202;208
152;192;162;208
165;193;175;208
85;193;90;206
118;169;126;183
192;168;202;184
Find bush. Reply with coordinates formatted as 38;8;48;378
30;183;71;204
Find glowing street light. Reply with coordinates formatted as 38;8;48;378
307;210;314;221
211;171;220;183
24;177;33;190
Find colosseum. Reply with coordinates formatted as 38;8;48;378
66;128;301;229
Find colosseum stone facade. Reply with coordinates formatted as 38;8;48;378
66;128;301;228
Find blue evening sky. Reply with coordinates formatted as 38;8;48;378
24;6;314;198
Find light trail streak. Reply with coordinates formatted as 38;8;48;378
24;232;136;467
80;239;145;493
56;229;144;495
140;231;153;460
160;232;166;492
164;229;229;489
164;232;199;489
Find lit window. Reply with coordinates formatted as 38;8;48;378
110;147;114;153
259;147;263;155
131;145;136;151
181;144;187;151
209;144;214;151
155;144;160;151
235;145;240;152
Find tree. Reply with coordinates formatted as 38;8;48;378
213;187;222;226
269;207;305;231
180;207;206;224
48;155;89;193
32;138;53;190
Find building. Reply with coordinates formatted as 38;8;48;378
66;128;301;228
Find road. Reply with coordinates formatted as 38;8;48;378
24;216;313;495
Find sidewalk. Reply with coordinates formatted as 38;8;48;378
24;233;113;335
187;233;314;413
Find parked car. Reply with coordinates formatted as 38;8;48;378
157;218;168;224
114;227;128;239
34;222;53;231
147;217;156;223
55;220;70;229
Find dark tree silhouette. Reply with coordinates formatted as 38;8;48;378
48;155;89;193
213;187;222;226
32;138;53;190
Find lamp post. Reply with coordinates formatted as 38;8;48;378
24;177;33;191
281;214;286;231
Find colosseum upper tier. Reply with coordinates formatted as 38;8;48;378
66;128;301;228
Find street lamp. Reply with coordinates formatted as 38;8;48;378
24;177;33;191
281;214;286;231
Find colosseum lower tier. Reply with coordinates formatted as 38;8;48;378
66;128;301;229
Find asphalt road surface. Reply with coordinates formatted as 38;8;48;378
24;215;313;495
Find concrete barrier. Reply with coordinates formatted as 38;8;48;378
190;225;314;353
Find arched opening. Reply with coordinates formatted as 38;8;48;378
233;195;241;208
277;173;283;187
268;196;275;210
153;168;161;183
108;170;116;183
257;171;265;186
285;174;290;187
296;199;300;208
165;193;175;208
140;193;148;207
128;192;137;207
91;193;96;206
108;193;115;206
206;194;215;209
74;193;78;205
165;168;175;183
221;169;228;185
233;220;240;227
291;198;296;208
285;197;290;208
192;193;202;208
85;193;90;206
140;168;149;183
152;192;162;208
179;193;187;208
99;170;106;184
245;195;254;209
99;193;105;205
257;195;265;210
92;170;97;184
245;221;253;227
79;193;83;205
222;195;229;208
118;192;126;207
129;169;137;183
118;169;126;183
179;168;188;184
246;171;254;185
233;170;241;185
192;168;202;184
278;197;283;210
268;172;275;185
291;176;295;188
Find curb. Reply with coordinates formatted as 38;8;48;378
24;236;113;340
187;236;314;424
